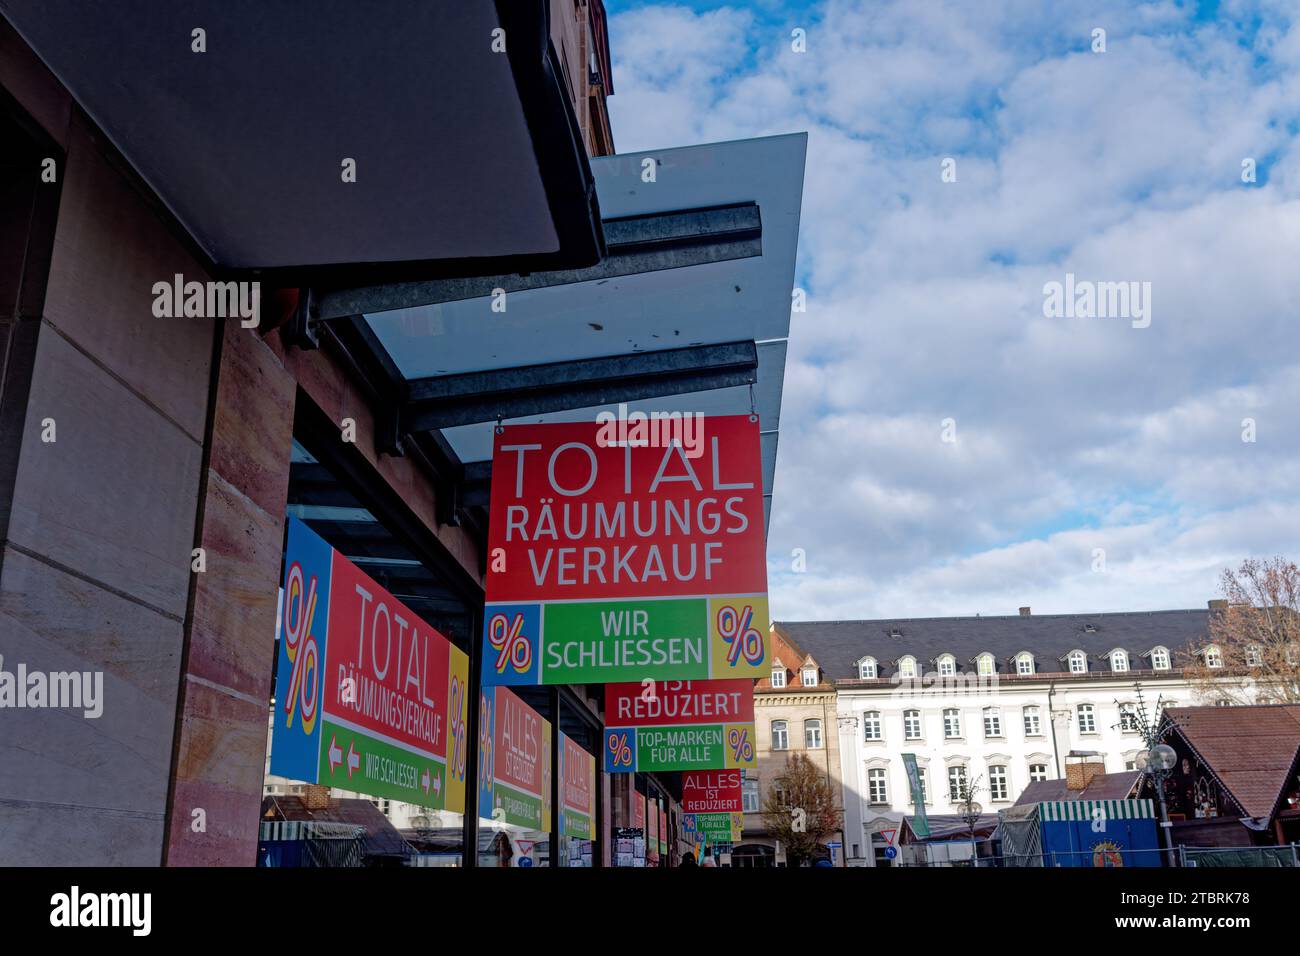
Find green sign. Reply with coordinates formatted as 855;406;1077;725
686;812;743;842
317;718;451;805
604;722;758;773
542;598;709;682
902;752;929;838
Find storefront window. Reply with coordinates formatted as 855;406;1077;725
613;778;648;867
477;685;552;868
558;697;601;867
265;435;475;867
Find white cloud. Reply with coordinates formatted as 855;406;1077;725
606;0;1300;619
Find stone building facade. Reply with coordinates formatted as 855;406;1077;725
736;625;846;866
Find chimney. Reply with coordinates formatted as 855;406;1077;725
1208;599;1228;611
1065;753;1105;792
302;784;333;810
1019;606;1031;617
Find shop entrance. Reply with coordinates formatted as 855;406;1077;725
731;844;776;868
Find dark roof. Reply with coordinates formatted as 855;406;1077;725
756;625;833;693
1014;771;1142;805
402;828;506;854
1162;704;1300;819
902;813;1000;842
261;796;413;860
776;609;1212;680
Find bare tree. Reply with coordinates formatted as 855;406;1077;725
1184;557;1300;704
760;753;841;867
952;774;986;864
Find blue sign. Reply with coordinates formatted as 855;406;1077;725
269;518;335;784
884;846;897;860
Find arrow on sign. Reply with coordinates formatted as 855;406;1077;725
346;740;360;778
422;767;431;795
328;735;343;774
432;772;442;797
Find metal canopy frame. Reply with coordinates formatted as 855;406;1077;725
315;203;762;320
300;199;774;448
302;330;763;532
288;404;482;640
298;133;804;539
404;340;758;432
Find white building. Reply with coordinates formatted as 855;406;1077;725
777;604;1239;867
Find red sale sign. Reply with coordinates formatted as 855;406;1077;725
477;685;553;832
269;518;468;812
559;733;596;841
493;686;548;799
632;790;646;831
482;415;771;687
605;679;755;728
327;555;449;757
487;415;767;601
682;769;744;814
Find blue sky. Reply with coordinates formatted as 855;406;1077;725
602;0;1300;620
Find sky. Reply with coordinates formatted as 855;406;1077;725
601;0;1300;621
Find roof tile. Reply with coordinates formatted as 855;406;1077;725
776;609;1211;680
1163;704;1300;818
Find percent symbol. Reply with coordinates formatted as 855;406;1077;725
448;676;467;782
488;612;533;674
282;562;320;734
717;604;764;666
607;732;633;768
728;727;754;762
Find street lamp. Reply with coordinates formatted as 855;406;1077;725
1124;685;1179;867
1137;742;1178;867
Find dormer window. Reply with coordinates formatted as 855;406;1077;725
1015;653;1034;675
976;653;995;676
770;667;786;688
1068;650;1087;674
937;654;956;677
1245;645;1263;667
1150;646;1170;671
858;657;877;679
1083;623;1097;634
888;627;903;639
1204;645;1223;669
898;655;917;679
1110;649;1129;672
801;666;818;687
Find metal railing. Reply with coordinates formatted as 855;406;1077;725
1179;844;1300;868
895;843;1299;867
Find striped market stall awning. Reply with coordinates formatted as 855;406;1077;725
1038;799;1155;822
259;821;365;841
